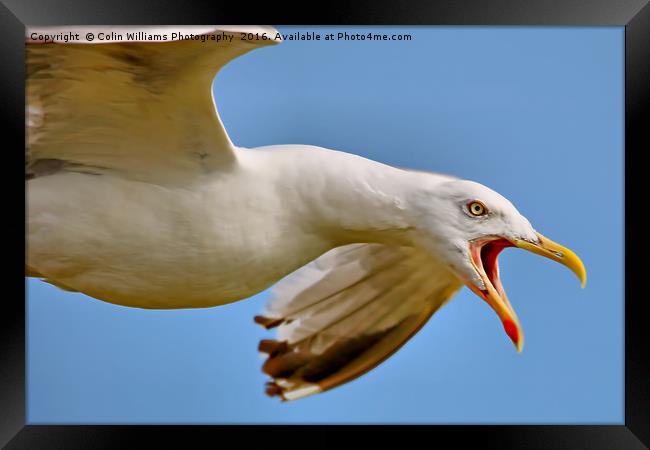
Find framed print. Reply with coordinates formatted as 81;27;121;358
1;0;647;448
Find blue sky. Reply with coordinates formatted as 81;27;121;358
27;26;623;423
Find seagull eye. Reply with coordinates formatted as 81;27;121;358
468;201;487;217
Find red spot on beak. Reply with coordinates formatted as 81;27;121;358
503;319;519;346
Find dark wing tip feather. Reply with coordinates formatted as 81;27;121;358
253;315;284;329
264;381;286;400
258;324;401;400
258;339;289;356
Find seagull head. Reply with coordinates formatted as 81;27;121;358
412;179;586;352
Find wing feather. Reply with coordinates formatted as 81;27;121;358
26;25;280;182
255;243;463;401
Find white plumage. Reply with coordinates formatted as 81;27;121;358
26;25;586;401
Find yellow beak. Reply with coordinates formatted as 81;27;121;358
467;232;586;353
512;233;587;289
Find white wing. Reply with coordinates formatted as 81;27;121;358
255;243;463;401
26;25;280;183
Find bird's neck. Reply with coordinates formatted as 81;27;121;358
255;145;448;248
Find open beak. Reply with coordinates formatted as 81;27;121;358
467;232;586;352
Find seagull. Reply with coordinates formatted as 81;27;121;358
26;25;586;401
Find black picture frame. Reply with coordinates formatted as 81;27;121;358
1;0;647;448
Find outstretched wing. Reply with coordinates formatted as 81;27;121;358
27;25;280;183
255;243;463;401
